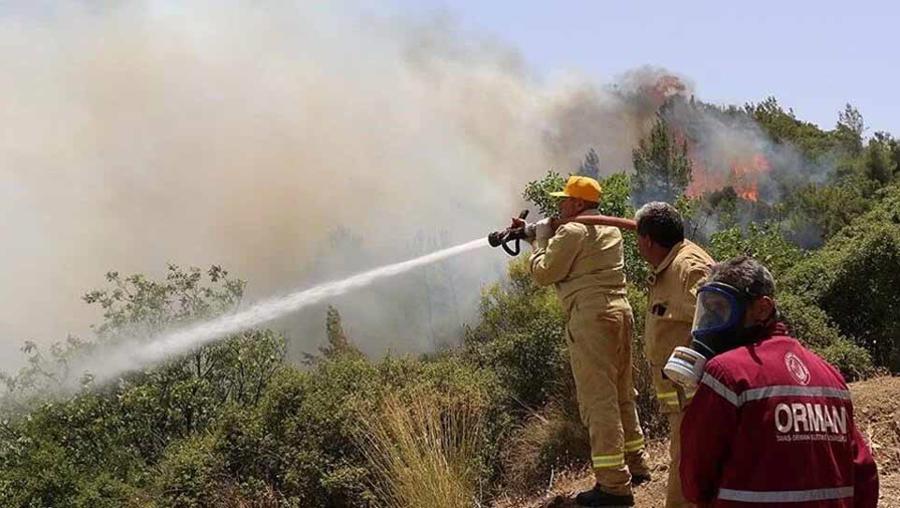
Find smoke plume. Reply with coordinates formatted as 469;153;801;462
1;2;696;372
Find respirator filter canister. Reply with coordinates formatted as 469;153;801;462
663;282;749;391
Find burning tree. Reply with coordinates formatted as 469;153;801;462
631;117;692;204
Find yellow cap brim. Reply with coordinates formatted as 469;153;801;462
548;191;569;197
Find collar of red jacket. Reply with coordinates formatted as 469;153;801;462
762;321;790;340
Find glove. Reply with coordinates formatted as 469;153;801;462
533;218;554;241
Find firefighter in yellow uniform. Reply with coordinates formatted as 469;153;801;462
634;202;714;508
523;176;650;507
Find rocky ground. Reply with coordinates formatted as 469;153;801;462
494;376;900;508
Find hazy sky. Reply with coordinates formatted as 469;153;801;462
390;0;899;136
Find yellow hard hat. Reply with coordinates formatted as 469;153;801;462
549;175;602;203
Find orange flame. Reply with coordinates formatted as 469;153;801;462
686;152;770;202
728;154;769;202
666;108;771;201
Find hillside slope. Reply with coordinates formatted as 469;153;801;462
496;376;900;508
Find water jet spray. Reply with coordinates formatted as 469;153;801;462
71;238;491;386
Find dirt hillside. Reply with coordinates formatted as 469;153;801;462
495;376;900;508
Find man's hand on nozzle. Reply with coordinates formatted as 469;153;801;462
509;216;535;241
510;217;552;242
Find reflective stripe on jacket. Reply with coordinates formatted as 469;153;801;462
680;323;879;507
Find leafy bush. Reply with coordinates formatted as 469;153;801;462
709;222;806;279
152;435;223;508
816;339;876;382
168;351;510;507
463;258;567;411
783;185;900;371
776;293;846;349
522;170;566;218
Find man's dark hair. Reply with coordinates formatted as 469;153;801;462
634;201;684;248
708;255;776;298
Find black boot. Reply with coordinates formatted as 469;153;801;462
574;483;634;507
630;472;652;487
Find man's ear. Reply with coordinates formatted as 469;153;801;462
751;296;775;322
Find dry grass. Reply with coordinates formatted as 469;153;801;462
501;399;589;493
357;390;486;508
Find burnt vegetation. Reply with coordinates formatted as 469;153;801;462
2;98;899;506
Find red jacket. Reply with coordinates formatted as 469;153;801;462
680;323;878;507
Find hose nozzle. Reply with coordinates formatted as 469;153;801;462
488;209;529;256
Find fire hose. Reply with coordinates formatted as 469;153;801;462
487;211;637;256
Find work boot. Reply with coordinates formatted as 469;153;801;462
625;450;651;487
574;483;634;507
630;472;652;487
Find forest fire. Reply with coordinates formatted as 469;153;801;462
646;74;688;105
731;154;770;201
659;87;775;203
685;152;771;202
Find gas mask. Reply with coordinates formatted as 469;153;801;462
663;281;770;392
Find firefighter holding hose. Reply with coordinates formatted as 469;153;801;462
518;175;650;507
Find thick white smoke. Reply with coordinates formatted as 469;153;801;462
1;1;687;372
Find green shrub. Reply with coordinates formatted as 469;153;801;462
776;293;846;350
151;435;223;508
783;185;900;372
72;473;142;508
0;439;81;508
814;339;876;382
522;170;566;218
463;258;567;411
255;358;379;506
383;356;511;490
709;222;806;279
203;352;510;506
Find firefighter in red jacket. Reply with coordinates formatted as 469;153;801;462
666;256;878;507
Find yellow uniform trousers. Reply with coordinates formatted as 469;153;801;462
567;295;649;497
653;368;693;508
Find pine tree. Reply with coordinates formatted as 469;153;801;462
303;305;361;364
577;148;601;179
631;117;692;204
321;305;354;359
836;104;865;156
864;132;897;185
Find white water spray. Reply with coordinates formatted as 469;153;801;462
80;238;490;384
